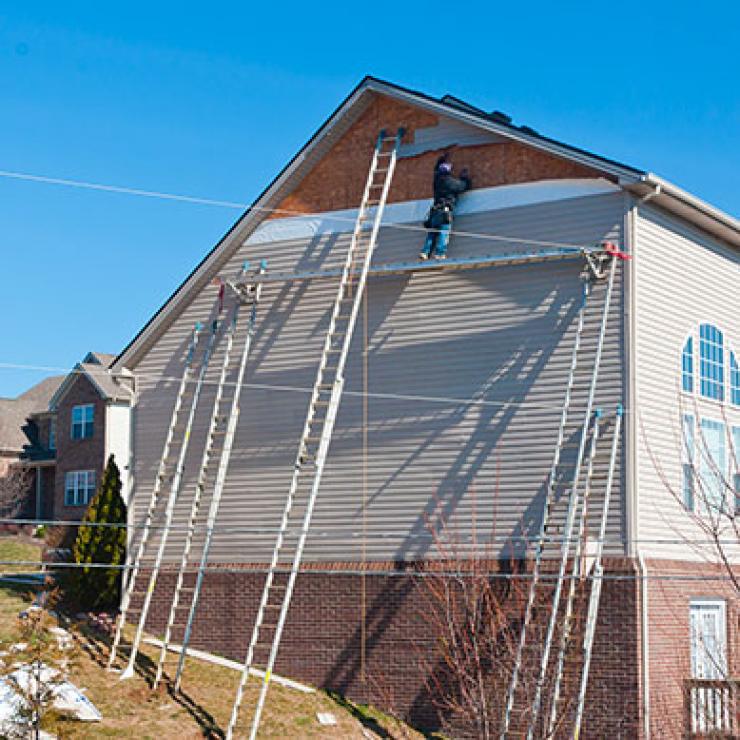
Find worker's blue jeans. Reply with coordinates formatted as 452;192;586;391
421;223;451;258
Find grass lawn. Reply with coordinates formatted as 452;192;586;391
0;533;44;574
0;579;422;738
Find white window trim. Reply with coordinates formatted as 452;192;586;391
70;403;95;440
680;323;740;410
697;416;728;517
64;470;96;507
689;598;728;679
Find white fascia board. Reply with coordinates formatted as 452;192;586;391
625;173;740;249
245;178;620;245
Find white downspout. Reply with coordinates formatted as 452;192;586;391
628;195;650;738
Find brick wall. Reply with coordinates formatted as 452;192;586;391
645;558;739;738
54;375;106;520
273;93;607;218
138;557;642;737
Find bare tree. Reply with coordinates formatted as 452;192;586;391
0;464;33;519
417;493;582;739
641;392;739;737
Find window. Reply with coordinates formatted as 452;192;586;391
71;404;94;440
690;599;727;680
48;418;56;451
699;419;726;514
689;599;730;734
64;470;96;507
682;337;694;393
682;414;695;510
731;352;740;406
699;324;725;401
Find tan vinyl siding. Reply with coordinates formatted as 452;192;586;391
130;191;626;563
634;205;740;561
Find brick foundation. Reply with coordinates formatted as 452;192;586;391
138;558;642;737
645;559;739;738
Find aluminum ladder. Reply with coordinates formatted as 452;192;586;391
225;128;404;740
501;252;619;737
108;282;231;677
572;404;623;740
545;406;607;737
153;261;267;691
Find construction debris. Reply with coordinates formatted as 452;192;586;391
316;711;338;726
0;663;102;732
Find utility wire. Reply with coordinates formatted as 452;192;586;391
0;168;604;251
0;361;622;415
0;560;737;582
1;519;737;547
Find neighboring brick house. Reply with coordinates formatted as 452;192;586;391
111;78;739;737
0;352;134;524
0;375;64;520
41;352;133;521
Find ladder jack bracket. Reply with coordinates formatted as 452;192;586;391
585;241;631;281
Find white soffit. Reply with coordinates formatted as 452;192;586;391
245;178;620;246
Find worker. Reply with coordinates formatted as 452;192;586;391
419;155;471;260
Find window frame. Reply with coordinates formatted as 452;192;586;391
70;403;95;440
697;416;728;516
64;470;96;507
682;413;696;511
680;323;740;408
698;323;725;402
48;417;56;451
689;598;728;680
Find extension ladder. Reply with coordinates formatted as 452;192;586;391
153;261;267;691
572;405;623;739
502;251;621;738
545;404;623;737
108;272;238;678
225;128;404;740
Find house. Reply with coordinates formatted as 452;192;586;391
0;375;64;520
110;77;739;737
0;352;133;524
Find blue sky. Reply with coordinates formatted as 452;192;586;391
1;1;738;397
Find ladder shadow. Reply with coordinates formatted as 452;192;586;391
320;284;581;729
81;627;224;737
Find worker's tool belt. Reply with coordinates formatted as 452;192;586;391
424;201;453;229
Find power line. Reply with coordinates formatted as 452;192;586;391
0;167;601;251
0;560;737;582
1;519;737;547
0;361;599;414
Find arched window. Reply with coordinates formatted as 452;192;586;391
682;337;694;393
731;351;740;407
699;323;725;401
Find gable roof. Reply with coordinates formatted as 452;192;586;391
0;375;65;453
49;351;130;409
112;76;740;372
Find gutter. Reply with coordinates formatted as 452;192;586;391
622;173;740;249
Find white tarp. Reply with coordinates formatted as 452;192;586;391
0;663;101;735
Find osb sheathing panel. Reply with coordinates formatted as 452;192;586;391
272;93;608;218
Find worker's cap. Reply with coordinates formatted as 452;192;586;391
438;162;453;174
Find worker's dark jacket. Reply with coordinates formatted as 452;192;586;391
425;173;472;228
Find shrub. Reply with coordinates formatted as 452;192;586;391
66;455;127;610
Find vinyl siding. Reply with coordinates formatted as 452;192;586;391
129;191;626;563
634;205;740;561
